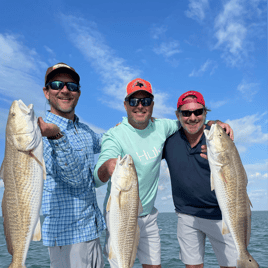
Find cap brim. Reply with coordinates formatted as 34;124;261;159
125;90;154;100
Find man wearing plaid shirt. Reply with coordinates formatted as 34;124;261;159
38;63;106;268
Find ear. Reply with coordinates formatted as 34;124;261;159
124;101;127;112
43;87;49;100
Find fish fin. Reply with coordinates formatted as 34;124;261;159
108;246;116;260
106;196;111;212
42;158;47;180
32;218;42;241
246;199;252;247
118;191;121;209
222;219;230;234
2;192;13;255
29;152;46;180
219;169;227;184
0;160;4;181
29;151;42;166
138;199;143;215
130;225;140;267
247;194;253;208
210;173;215;191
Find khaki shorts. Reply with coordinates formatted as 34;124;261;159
176;212;238;266
48;238;104;268
104;207;161;266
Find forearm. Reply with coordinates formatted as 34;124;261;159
97;161;112;183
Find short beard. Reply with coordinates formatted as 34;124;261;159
180;113;206;135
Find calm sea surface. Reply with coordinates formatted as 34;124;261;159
0;211;267;268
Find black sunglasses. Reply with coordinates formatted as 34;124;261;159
179;108;204;117
126;97;153;107
46;81;80;92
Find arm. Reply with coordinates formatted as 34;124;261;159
94;131;122;187
97;158;117;183
40;118;94;187
206;120;234;140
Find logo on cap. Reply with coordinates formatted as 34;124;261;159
135;81;145;88
52;63;71;70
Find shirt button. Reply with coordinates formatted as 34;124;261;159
65;163;67;166
55;144;58;146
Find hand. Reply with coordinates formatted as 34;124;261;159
200;145;208;160
98;158;118;183
37;117;61;137
216;121;234;141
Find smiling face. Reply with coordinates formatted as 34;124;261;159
43;72;81;120
177;96;207;135
124;91;154;130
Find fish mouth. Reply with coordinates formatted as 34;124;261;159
204;124;216;141
118;154;133;166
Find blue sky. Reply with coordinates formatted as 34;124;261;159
0;0;267;215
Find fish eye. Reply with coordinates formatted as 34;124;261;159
11;112;15;117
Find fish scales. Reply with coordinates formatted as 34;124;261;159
204;124;259;268
107;154;142;268
1;100;45;268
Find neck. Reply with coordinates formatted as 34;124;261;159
128;118;149;130
183;125;206;147
50;109;75;121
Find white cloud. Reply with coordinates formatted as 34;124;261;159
226;114;268;152
161;195;172;200
60;15;175;118
237;79;259;102
249;189;267;201
249;172;268;180
0;33;48;127
209;100;228;109
151;25;168;40
189;59;218;77
153;41;181;58
244;160;268;173
185;0;209;21
213;0;265;66
158;185;165;191
0;180;4;187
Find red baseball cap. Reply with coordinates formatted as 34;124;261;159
125;78;154;99
177;91;205;109
45;62;80;85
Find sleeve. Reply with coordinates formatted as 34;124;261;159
162;119;181;138
93;130;122;188
44;132;88;188
87;128;103;154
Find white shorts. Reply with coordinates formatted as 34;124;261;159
176;212;238;266
104;207;161;266
48;238;104;268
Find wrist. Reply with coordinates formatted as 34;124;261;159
47;132;63;140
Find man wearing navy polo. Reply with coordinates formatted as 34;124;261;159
163;91;237;268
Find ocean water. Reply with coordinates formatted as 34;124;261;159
0;211;267;268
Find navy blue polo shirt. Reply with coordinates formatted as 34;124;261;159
162;125;222;220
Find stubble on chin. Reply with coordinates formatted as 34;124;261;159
180;114;206;135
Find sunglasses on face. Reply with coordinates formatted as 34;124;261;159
46;81;81;92
179;108;204;117
126;97;153;107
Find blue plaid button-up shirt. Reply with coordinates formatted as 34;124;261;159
42;111;106;247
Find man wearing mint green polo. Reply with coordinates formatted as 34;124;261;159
94;78;232;268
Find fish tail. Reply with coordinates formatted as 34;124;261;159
237;255;259;268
